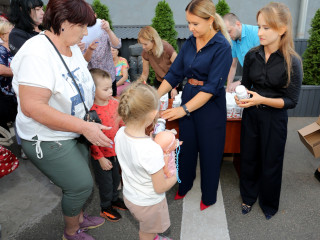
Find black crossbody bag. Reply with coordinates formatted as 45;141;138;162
45;35;101;144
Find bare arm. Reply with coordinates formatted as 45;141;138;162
162;91;213;121
157;80;172;97
170;51;177;63
116;67;129;86
83;41;99;62
19;85;112;147
226;58;239;92
0;64;13;77
140;56;150;82
101;20;120;47
151;168;177;194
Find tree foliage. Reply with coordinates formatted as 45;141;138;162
151;0;178;51
91;0;113;30
149;0;178;85
302;9;320;85
215;0;230;17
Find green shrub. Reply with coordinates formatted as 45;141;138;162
302;9;320;85
215;0;230;17
91;0;113;30
149;0;178;85
151;0;178;51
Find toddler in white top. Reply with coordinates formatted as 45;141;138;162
115;82;177;240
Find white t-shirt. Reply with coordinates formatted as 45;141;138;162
11;32;95;141
115;127;165;206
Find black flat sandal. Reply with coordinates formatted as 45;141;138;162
241;203;252;215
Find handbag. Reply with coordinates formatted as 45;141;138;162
0;145;19;178
44;35;101;144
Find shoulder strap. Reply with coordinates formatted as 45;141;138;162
44;34;89;113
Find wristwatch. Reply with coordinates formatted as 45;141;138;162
182;104;190;116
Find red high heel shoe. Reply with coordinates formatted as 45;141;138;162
200;200;211;211
174;191;186;200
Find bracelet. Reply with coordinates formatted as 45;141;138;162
182;104;190;116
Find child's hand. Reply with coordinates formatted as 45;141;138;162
98;157;113;170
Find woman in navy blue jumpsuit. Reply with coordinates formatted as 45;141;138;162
158;0;232;210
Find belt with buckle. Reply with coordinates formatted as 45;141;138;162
188;78;204;86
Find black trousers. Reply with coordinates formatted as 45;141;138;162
240;106;288;215
0;94;17;131
177;84;226;205
91;156;121;210
112;80;117;97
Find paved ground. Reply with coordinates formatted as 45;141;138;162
0;117;320;240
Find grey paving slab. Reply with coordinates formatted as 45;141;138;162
1;117;319;240
220;117;320;240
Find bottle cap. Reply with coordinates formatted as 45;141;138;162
157;118;166;124
235;85;246;94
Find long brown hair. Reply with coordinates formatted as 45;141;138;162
257;2;301;85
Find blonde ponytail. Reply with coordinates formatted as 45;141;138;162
213;13;231;44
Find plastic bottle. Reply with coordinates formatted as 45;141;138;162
172;100;180;108
160;94;168;110
153;118;166;136
227;103;234;118
235;85;249;100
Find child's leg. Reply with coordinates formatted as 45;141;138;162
139;231;156;240
91;157;114;210
110;157;121;201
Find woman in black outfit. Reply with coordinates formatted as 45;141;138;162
235;2;303;220
8;0;44;55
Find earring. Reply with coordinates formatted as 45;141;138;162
62;28;64;32
210;25;212;30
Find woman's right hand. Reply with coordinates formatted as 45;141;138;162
81;121;113;147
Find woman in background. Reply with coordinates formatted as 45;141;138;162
0;21;15;140
138;26;178;98
236;2;302;220
111;47;130;96
8;0;44;55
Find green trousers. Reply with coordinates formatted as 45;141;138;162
21;139;93;217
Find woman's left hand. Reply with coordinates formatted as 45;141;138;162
161;107;186;121
235;90;266;108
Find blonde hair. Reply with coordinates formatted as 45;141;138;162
0;21;13;40
138;26;164;58
89;68;112;86
185;0;231;44
257;2;301;85
118;82;159;125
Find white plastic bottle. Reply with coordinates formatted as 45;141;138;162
153;118;166;137
160;94;168;110
235;85;249;100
